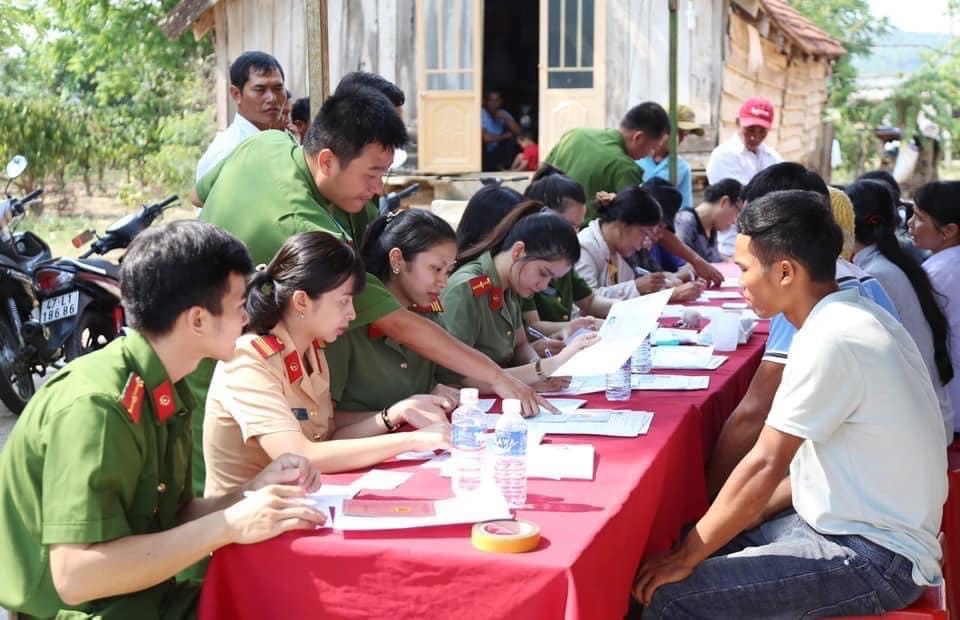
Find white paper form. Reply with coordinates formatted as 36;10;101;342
329;490;513;531
483;398;587;427
527;444;595;480
541;375;608;396
652;345;726;370
700;290;743;300
527;410;654;437
631;375;710;390
551;288;673;377
350;469;413;490
651;327;700;344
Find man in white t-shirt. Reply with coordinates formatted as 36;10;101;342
195;51;286;184
706;97;783;256
634;190;946;618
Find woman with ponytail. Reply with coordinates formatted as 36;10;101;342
912;181;960;431
847;180;954;440
519;165;614;342
325;209;464;413
203;231;451;495
441;201;599;389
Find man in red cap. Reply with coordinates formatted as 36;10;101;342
706;97;783;256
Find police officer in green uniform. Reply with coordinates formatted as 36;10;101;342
192;86;543;494
327;209;464;413
441;202;599;398
544;101;724;287
0;221;325;619
519;166;615;345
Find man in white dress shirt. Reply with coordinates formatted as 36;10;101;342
195;51;286;184
706;97;783;257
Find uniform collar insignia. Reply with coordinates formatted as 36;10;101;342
151;381;178;422
284;350;305;384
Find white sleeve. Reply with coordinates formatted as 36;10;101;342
574;253;638;301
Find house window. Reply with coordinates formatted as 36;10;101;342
547;0;594;89
424;0;475;90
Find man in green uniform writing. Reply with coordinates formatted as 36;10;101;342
192;86;545;494
0;221;326;618
545;101;724;286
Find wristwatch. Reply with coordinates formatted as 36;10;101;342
381;407;399;432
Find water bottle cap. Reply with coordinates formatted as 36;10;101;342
460;387;479;404
502;399;522;416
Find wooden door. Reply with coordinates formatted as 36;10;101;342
538;0;606;155
416;0;484;173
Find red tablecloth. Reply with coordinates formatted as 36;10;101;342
199;302;766;620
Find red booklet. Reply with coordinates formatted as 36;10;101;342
342;499;436;517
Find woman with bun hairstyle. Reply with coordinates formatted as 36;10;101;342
911;181;960;429
325;209;464;413
441;201;598;391
847;179;954;440
576;185;704;302
203;231;451;496
520;165;612;344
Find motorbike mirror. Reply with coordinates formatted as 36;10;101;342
5;155;27;179
389;148;408;171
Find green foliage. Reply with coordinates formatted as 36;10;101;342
0;0;215;203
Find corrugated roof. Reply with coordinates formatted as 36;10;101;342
759;0;846;59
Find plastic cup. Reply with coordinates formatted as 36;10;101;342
712;310;741;352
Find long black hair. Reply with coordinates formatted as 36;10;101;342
523;164;587;214
846;179;953;385
246;231;366;334
596;185;663;227
361;209;457;281
455;184;524;251
456;201;580;269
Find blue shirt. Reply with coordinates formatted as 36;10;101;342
636;155;693;210
764;261;901;364
481;108;515;153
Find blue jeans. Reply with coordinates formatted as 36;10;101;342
642;511;925;619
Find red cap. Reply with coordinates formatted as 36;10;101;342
738;97;774;129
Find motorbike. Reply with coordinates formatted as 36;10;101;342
0;155;47;414
30;195;179;378
378;183;420;216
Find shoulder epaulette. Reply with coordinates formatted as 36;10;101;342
469;275;493;297
250;335;284;359
120;372;145;424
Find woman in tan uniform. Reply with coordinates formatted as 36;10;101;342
203;231;451;496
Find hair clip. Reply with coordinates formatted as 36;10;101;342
255;263;267;272
259;281;274;297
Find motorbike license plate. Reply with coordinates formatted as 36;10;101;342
40;291;80;324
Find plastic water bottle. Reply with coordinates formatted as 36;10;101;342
606;357;632;401
631;336;652;374
494;399;528;508
451;388;485;496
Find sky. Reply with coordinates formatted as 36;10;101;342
869;0;958;34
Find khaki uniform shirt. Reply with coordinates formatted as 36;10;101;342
441;251;523;367
204;325;334;497
0;331;198;619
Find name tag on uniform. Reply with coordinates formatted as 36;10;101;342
292;407;309;421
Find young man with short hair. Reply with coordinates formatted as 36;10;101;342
195;51;287;183
546;101;723;286
0;221;325;618
634;190;946;618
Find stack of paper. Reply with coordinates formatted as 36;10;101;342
632;374;710;390
652;346;727;370
322;489;513;531
527;410;654;437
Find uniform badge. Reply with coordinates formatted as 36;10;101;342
489;287;504;311
120;372;145;424
469;275;493;297
284;351;304;384
152;381;177;422
251;335;283;359
292;407;309;421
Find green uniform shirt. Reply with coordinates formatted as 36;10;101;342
441;252;522;367
520;271;594;322
326;308;459;411
544;128;644;222
193;130;400;495
0;331;199;619
333;199;379;246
